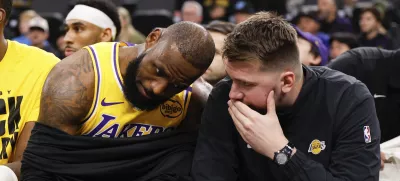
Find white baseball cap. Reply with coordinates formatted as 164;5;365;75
28;16;49;32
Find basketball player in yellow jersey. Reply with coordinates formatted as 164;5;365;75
0;1;59;180
21;21;215;180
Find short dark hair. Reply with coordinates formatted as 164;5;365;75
330;32;359;49
162;21;215;70
361;7;382;23
75;0;121;37
0;0;12;22
206;20;235;35
224;11;299;71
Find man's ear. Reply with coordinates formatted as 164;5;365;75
100;28;113;42
145;28;164;50
0;8;6;24
309;55;322;66
280;71;296;94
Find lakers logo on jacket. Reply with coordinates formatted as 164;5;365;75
308;139;326;155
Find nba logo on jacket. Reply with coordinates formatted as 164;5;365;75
363;126;371;143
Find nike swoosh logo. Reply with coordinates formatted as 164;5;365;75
101;98;124;106
373;94;386;99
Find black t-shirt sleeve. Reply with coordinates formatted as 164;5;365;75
191;80;239;181
282;82;380;181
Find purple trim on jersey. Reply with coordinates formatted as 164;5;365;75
124;42;136;47
113;43;124;89
83;46;101;123
183;87;192;108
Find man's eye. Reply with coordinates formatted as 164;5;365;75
156;68;160;75
156;68;165;77
239;81;251;86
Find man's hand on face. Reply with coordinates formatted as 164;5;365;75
228;91;291;159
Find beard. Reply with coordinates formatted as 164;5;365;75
122;53;170;111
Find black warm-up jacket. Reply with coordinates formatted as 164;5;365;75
191;66;381;181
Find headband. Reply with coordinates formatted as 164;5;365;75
66;4;117;40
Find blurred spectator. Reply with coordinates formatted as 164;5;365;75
181;1;203;24
203;0;230;23
294;26;329;66
63;0;121;57
233;1;255;24
12;9;37;45
383;0;400;49
329;32;358;60
292;11;330;48
203;20;235;85
317;0;353;33
27;16;58;56
117;7;146;44
56;35;66;59
359;7;392;49
343;0;357;18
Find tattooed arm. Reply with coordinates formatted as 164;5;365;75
38;49;94;135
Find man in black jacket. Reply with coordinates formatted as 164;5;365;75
328;48;400;168
191;12;381;181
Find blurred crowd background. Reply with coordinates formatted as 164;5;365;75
5;0;400;61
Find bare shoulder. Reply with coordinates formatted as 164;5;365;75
191;77;213;108
179;78;212;129
39;49;95;135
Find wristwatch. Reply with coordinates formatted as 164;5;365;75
273;142;295;166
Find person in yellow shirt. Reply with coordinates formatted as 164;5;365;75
0;1;60;180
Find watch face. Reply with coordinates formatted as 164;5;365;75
276;153;288;165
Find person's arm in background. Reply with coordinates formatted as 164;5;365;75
191;79;239;181
5;122;35;180
328;47;396;77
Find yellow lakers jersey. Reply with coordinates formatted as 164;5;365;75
79;42;192;138
0;40;59;164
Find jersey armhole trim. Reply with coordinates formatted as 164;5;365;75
182;86;193;119
112;43;124;91
81;46;101;123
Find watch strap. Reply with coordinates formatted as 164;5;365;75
273;142;295;165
